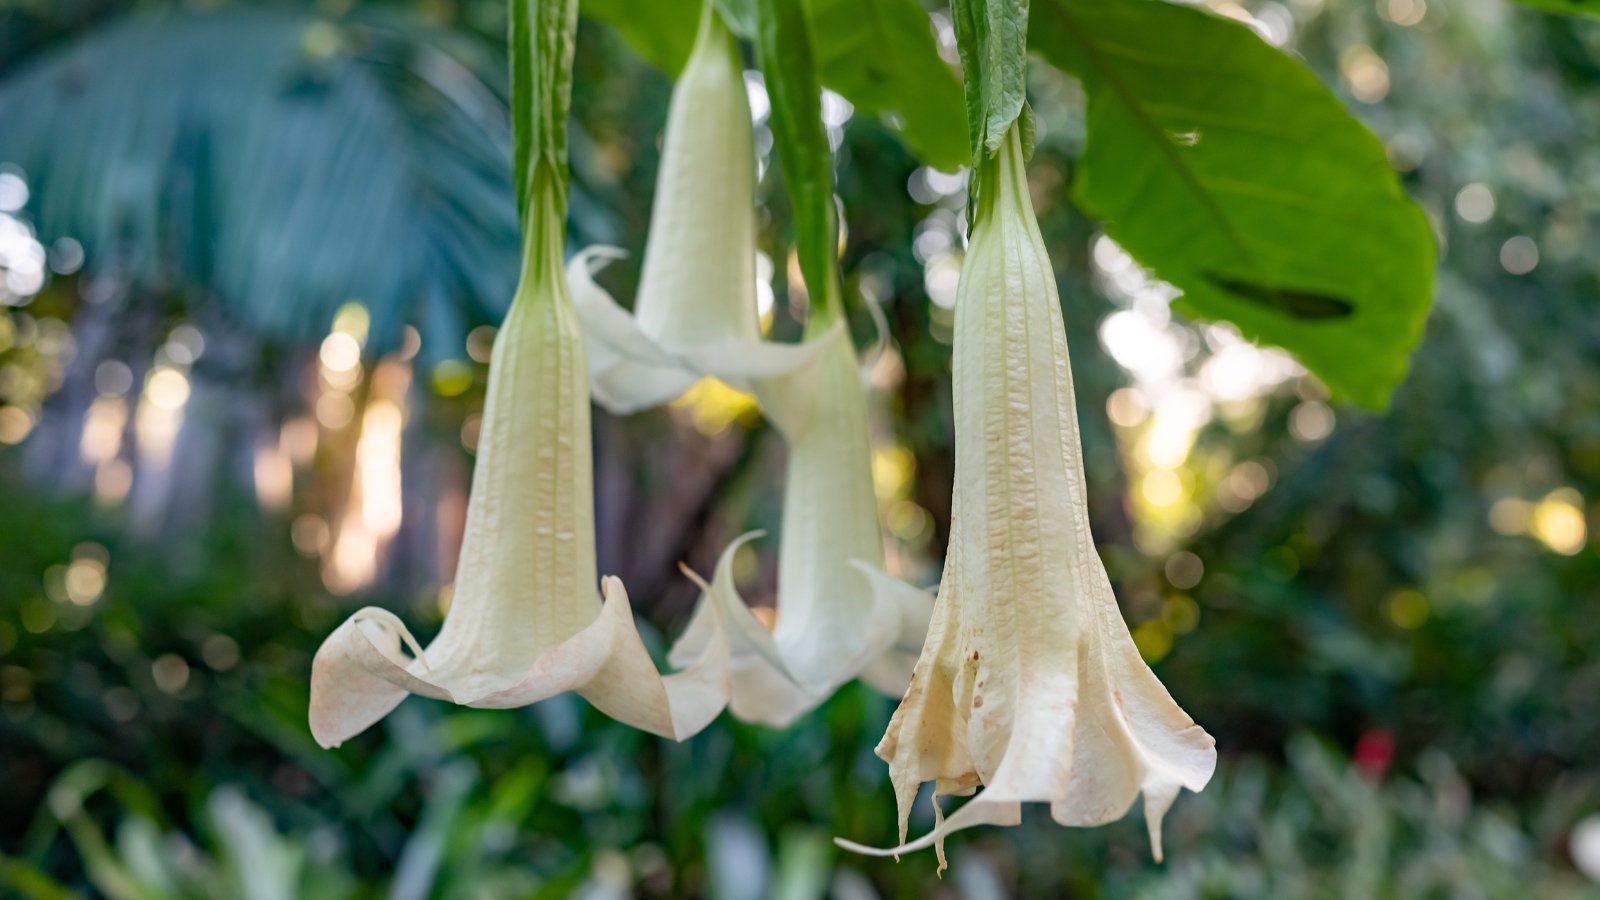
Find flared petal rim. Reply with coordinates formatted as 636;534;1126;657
567;247;835;414
666;534;934;728
309;573;736;748
837;123;1215;871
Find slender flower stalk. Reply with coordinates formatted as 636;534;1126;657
307;168;738;748
837;125;1216;870
571;2;818;413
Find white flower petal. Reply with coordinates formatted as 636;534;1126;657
752;325;889;687
568;8;820;413
567;248;700;414
668;534;821;728
852;562;934;697
841;124;1216;868
631;5;761;354
310;211;736;748
662;328;935;727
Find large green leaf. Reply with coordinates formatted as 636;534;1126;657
580;0;700;76
1031;0;1436;408
805;0;967;171
580;0;966;170
0;8;521;361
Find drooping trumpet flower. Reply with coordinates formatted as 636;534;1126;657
566;0;932;724
664;315;933;726
571;3;816;413
837;125;1217;870
307;181;737;748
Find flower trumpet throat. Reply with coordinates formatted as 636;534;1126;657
837;125;1216;869
308;190;736;749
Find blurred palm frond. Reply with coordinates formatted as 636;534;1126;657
0;6;520;361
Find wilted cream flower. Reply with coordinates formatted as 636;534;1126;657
570;4;815;413
666;320;932;726
308;187;735;749
837;125;1216;870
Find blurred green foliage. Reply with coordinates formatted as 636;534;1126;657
2;467;1596;897
2;0;1600;896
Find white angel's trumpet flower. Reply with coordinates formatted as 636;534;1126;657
665;319;933;726
758;315;931;697
570;3;815;413
836;125;1217;870
568;0;929;722
307;187;735;749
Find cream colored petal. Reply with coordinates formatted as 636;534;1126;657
667;527;930;728
751;326;888;688
668;535;822;728
569;577;732;740
309;574;735;746
869;540;975;847
309;608;450;748
667;533;792;676
857;290;892;382
632;5;761;353
691;332;836;398
649;322;935;725
310;208;737;747
568;248;832;413
833;795;1020;861
843;124;1215;866
852;563;934;698
568;7;829;413
567;247;699;413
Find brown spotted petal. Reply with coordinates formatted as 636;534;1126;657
837;125;1216;871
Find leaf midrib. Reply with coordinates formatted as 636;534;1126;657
1047;3;1251;259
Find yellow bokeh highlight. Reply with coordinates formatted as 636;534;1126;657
670;378;759;436
1488;497;1530;535
64;557;107;606
1531;488;1587;555
1163;595;1200;634
432;359;475;397
319;332;362;374
872;445;915;501
1141;469;1184;507
1386;589;1429;629
144;367;191;412
886;499;933;544
0;405;34;444
331;302;371;342
1132;619;1174;663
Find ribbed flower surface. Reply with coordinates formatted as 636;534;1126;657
631;5;759;352
307;193;738;749
839;125;1216;870
569;7;817;413
666;322;932;727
